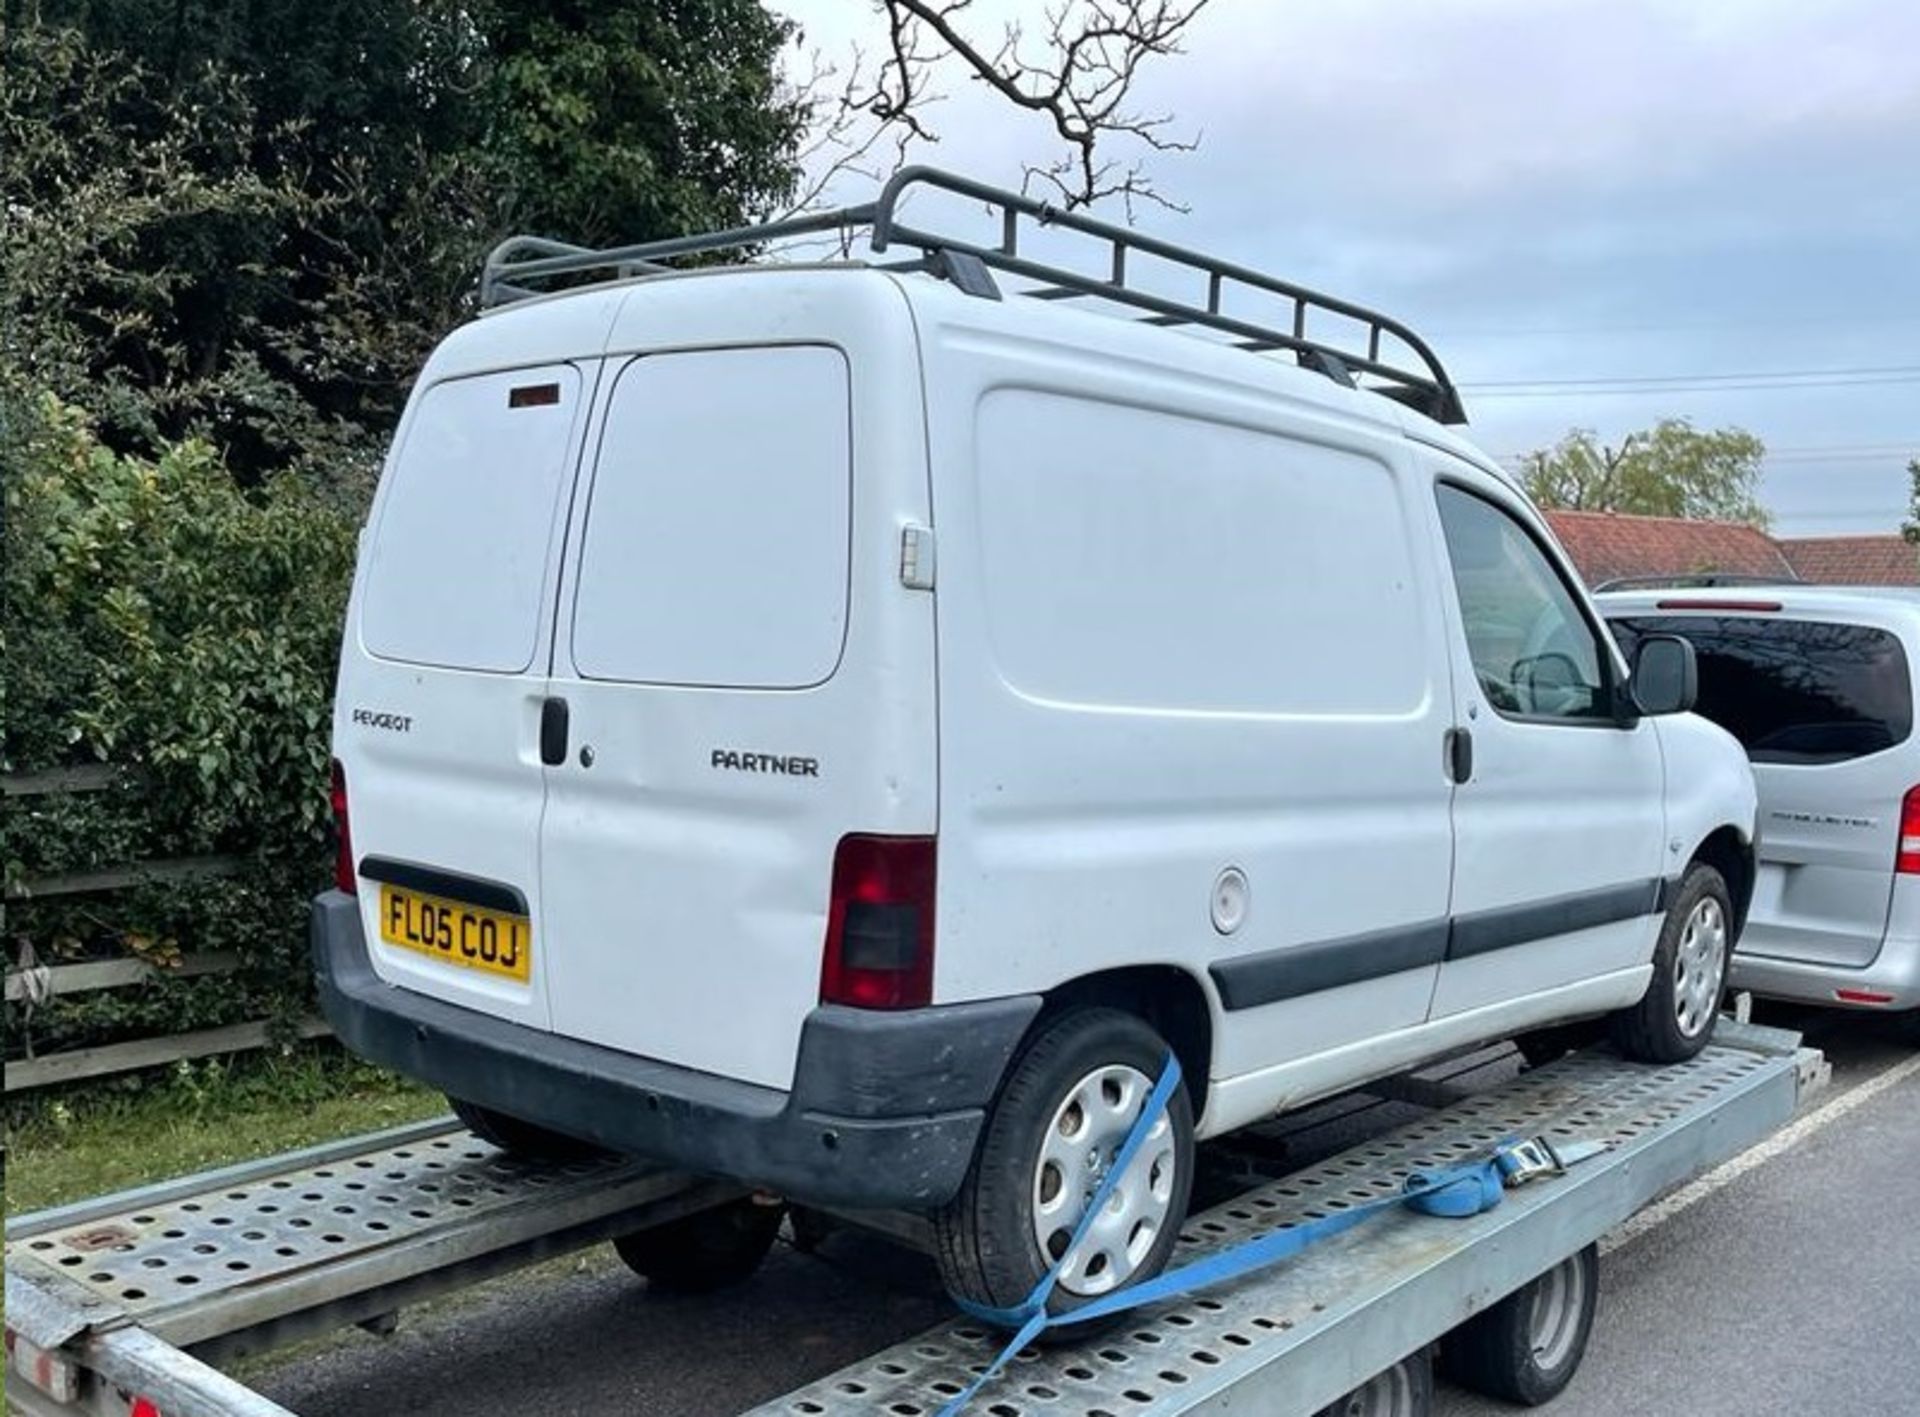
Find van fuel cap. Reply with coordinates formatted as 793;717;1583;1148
1211;867;1250;935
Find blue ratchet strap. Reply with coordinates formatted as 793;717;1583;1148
937;1052;1593;1417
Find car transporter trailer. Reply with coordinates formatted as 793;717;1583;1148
5;1018;1827;1417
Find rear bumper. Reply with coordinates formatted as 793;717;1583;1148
311;892;1039;1209
1731;930;1920;1012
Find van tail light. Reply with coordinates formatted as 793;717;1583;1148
330;759;357;895
1899;786;1920;876
820;834;936;1010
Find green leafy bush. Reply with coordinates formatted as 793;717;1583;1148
3;396;356;1058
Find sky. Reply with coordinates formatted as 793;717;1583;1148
772;0;1920;537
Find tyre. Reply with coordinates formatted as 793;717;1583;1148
1513;1018;1603;1070
932;1007;1195;1326
613;1196;785;1294
1610;863;1731;1063
1441;1244;1599;1406
1316;1350;1434;1417
448;1097;603;1162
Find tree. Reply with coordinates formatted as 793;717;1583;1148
1519;420;1771;528
795;0;1211;214
1901;459;1920;546
3;3;809;488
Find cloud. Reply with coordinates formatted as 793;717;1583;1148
774;0;1920;533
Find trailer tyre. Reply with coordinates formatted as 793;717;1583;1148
449;1097;603;1162
1315;1350;1434;1417
1610;863;1731;1064
1441;1244;1598;1406
932;1007;1195;1331
614;1197;785;1294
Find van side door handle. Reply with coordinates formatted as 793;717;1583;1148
539;697;570;766
1444;727;1474;784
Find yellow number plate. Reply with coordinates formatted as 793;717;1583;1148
378;885;531;983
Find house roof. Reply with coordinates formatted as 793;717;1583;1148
1777;534;1919;586
1541;509;1797;586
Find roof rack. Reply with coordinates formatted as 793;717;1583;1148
1593;572;1803;593
480;166;1466;425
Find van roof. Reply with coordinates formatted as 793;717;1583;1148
477;166;1467;430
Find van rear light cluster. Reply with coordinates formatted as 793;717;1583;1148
330;759;357;895
820;834;936;1010
1898;786;1920;876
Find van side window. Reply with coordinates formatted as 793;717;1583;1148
1611;616;1913;764
1434;485;1612;722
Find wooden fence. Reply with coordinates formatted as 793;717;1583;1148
3;766;329;1094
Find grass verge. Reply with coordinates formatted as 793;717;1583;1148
5;1042;442;1214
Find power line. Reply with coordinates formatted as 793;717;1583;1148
1461;364;1920;393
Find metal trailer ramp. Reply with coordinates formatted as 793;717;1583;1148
754;1024;1825;1417
5;1023;1823;1417
5;1121;730;1417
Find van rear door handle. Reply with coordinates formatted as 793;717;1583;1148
539;697;570;766
1444;727;1474;784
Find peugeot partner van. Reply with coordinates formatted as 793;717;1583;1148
1601;586;1920;1037
314;169;1758;1317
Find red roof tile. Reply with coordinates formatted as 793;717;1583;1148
1778;534;1920;586
1541;509;1796;586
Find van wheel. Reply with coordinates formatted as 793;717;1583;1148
613;1196;785;1294
1611;864;1731;1064
932;1007;1195;1328
448;1097;602;1162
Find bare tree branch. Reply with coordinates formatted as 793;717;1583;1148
785;0;1208;224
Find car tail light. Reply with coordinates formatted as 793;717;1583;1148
331;759;357;895
820;834;936;1010
1654;599;1782;612
1899;786;1920;876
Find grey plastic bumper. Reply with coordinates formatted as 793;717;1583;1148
311;891;1040;1209
1730;929;1920;1013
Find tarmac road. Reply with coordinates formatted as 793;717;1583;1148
250;1006;1919;1417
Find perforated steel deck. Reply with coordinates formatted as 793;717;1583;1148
756;1034;1814;1417
5;1118;719;1353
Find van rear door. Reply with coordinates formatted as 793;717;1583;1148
342;362;595;1031
537;345;861;1090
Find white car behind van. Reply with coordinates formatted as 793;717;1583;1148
1602;586;1920;1037
315;169;1759;1318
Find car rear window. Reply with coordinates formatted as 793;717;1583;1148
360;365;582;673
1610;615;1913;764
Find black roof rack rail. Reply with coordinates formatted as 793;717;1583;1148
1592;572;1804;593
480;166;1466;425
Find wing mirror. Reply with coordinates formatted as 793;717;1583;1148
1630;634;1698;717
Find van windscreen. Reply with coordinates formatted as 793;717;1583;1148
1611;616;1913;764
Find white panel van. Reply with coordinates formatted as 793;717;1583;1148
316;170;1759;1318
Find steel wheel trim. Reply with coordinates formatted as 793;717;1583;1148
1673;895;1728;1039
1032;1063;1177;1297
1526;1254;1588;1371
1330;1359;1421;1417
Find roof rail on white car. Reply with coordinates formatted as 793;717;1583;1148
479;166;1467;425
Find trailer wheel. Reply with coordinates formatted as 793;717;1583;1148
1315;1350;1434;1417
1611;863;1731;1063
932;1007;1195;1329
1441;1244;1599;1406
614;1196;785;1294
448;1097;602;1162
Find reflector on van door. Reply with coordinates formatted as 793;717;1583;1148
508;382;561;408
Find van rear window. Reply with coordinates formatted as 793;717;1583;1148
1610;616;1913;764
567;346;851;689
360;365;581;674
